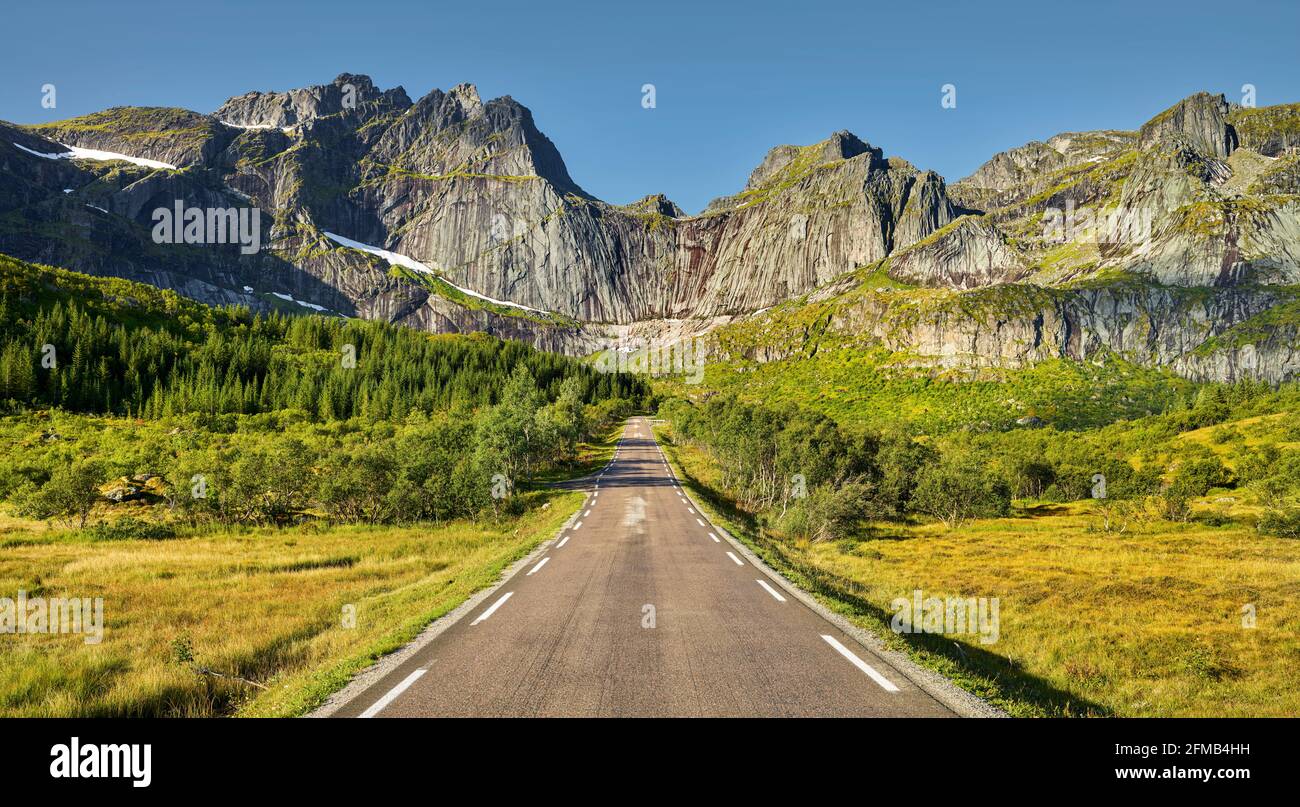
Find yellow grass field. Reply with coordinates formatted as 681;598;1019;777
660;432;1300;717
0;492;583;717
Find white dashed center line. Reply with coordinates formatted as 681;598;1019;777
471;592;514;625
696;518;705;526
557;535;570;548
359;669;427;718
725;551;743;566
820;635;900;692
756;579;787;602
527;557;550;576
708;533;720;543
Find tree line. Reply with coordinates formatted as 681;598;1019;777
0;254;651;531
0;296;646;420
663;380;1300;539
660;395;1012;539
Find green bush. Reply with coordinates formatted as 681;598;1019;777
911;449;1012;528
774;481;877;542
83;518;177;541
16;459;104;528
1169;455;1234;497
1257;505;1300;538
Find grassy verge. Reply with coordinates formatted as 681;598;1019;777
529;425;621;487
0;491;583;717
655;426;1300;717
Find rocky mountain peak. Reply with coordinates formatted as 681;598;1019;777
214;73;411;128
744;130;881;190
447;82;483;113
957;140;1065;192
625;193;684;218
1139;91;1239;158
7;77;1300;372
332;73;376;93
823;129;874;160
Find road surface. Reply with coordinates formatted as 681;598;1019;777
331;417;956;717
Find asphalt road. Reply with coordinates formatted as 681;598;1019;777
331;417;956;717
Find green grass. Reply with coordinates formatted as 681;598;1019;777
662;346;1191;433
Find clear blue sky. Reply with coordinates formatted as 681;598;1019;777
4;0;1298;213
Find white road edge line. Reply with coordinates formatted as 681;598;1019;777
696;518;705;526
358;669;427;718
821;634;900;692
726;551;743;566
574;521;583;530
756;579;787;602
527;557;550;576
708;532;720;543
584;509;591;516
557;535;570;548
471;592;514;625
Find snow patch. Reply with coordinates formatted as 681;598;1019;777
14;141;176;170
322;231;544;313
270;290;330;313
219;120;296;135
219;120;276;130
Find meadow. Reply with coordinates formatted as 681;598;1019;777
655;384;1300;717
0;491;583;717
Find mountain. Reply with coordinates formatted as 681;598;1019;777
1;77;1299;385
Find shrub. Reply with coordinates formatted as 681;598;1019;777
911;450;1012;528
1169;455;1234;497
775;481;876;542
1235;444;1281;486
1155;490;1192;523
16;459;105;528
1257;505;1300;538
83;518;177;541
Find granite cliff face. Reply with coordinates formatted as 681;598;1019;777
0;76;969;327
2;77;1299;383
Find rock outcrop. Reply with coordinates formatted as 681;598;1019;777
1138;92;1239;159
888;216;1031;289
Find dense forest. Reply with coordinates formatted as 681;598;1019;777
0;254;651;532
0;255;645;419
